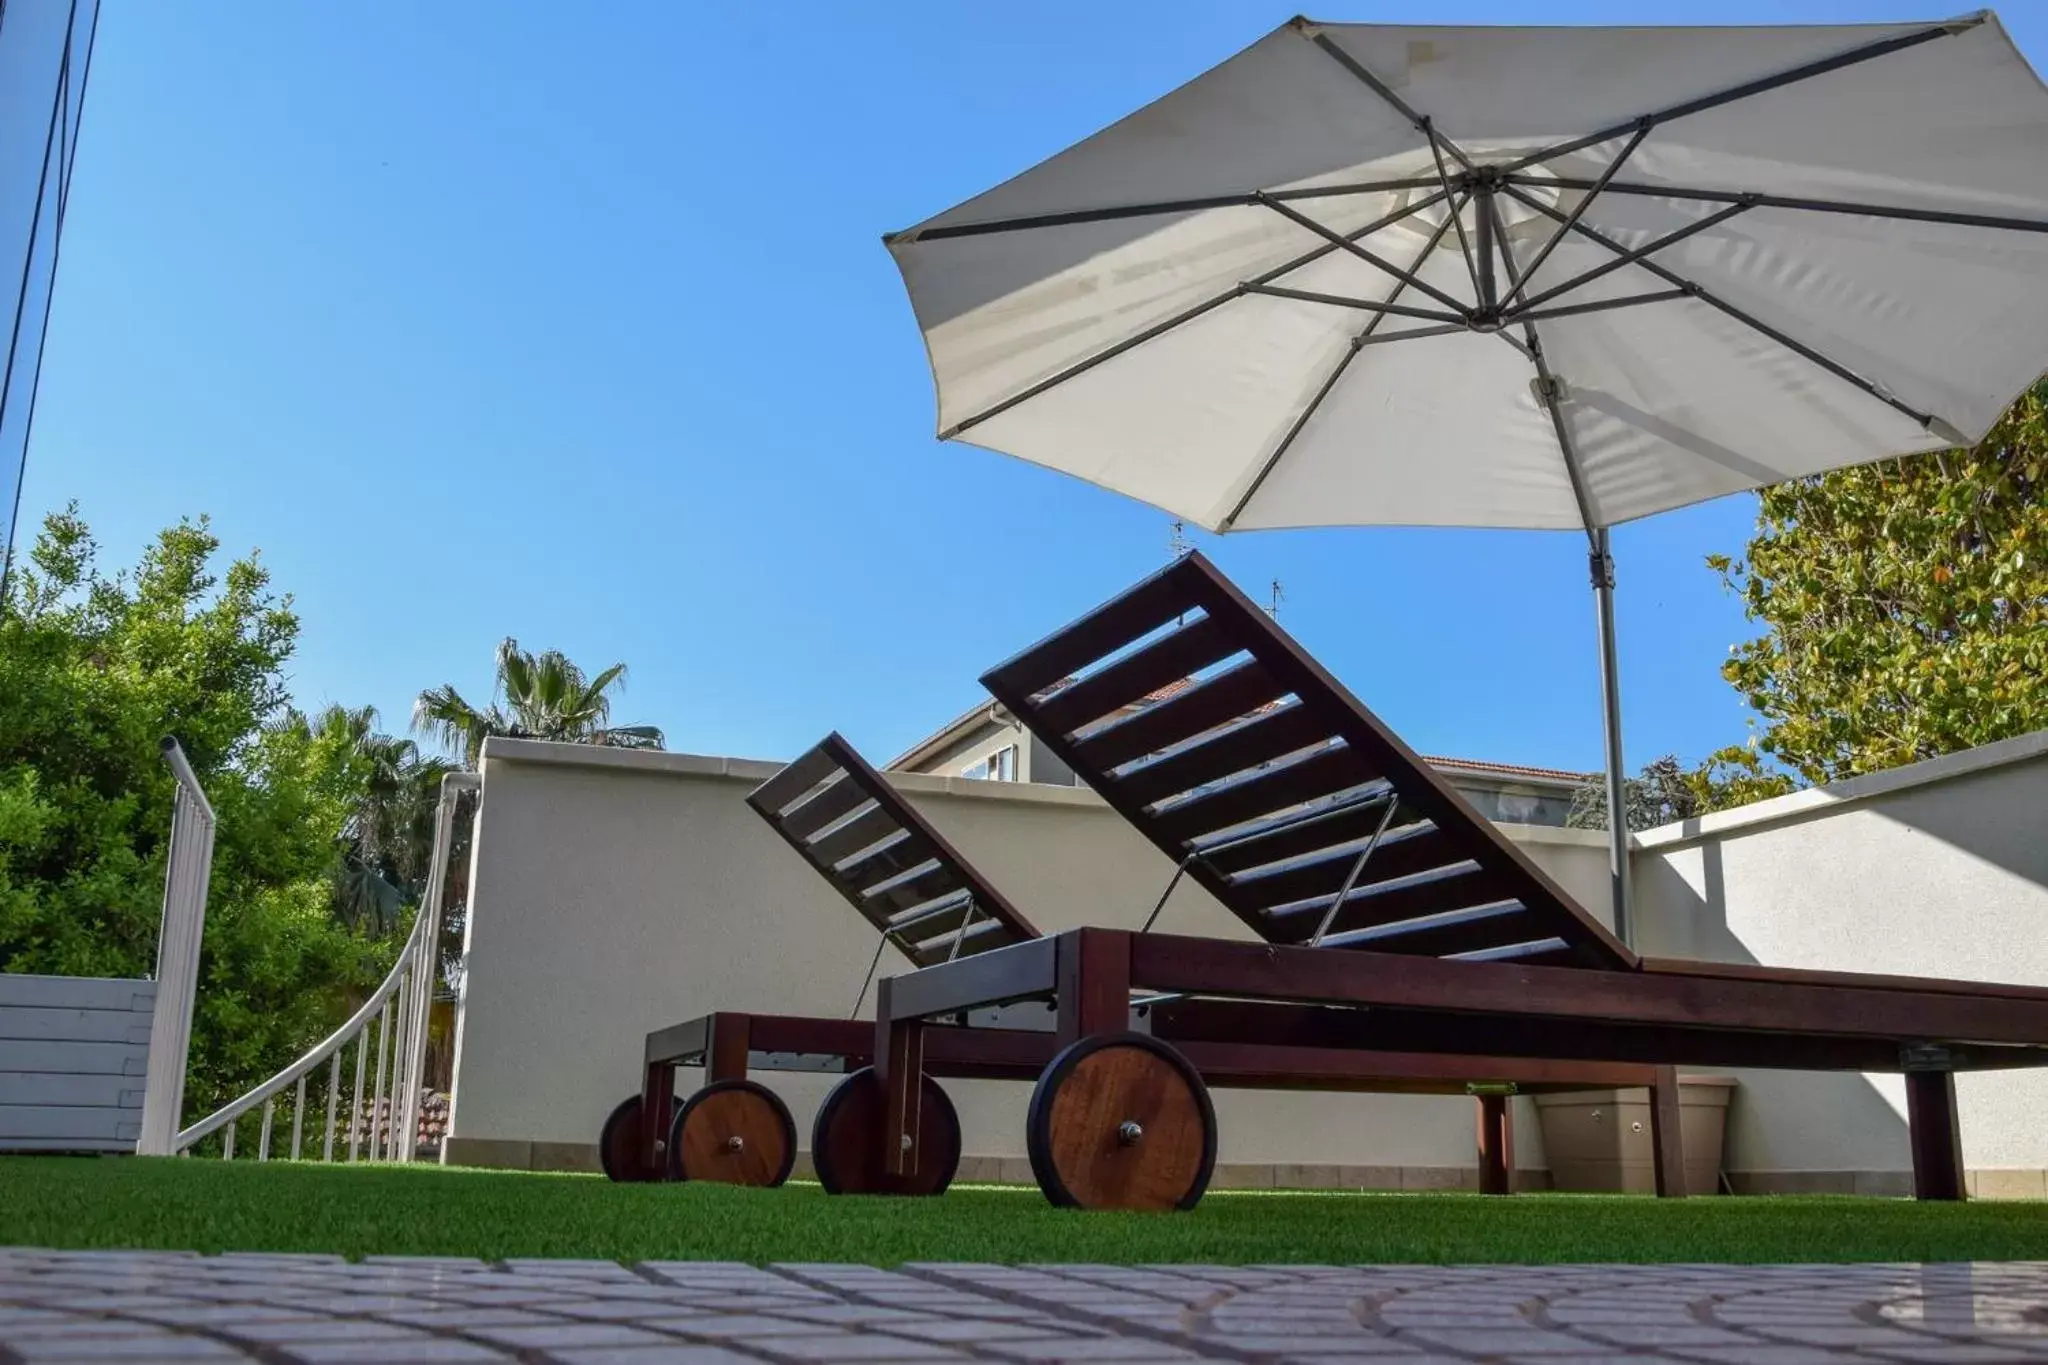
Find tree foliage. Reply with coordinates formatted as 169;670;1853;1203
0;508;394;1119
1701;383;2047;792
1566;754;1705;833
414;637;662;768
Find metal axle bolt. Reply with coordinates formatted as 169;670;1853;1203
900;1134;914;1152
726;1135;745;1152
1117;1121;1144;1147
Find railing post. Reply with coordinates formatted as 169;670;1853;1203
398;773;474;1162
323;1051;340;1161
349;1029;367;1162
370;1000;389;1161
291;1075;306;1161
137;738;216;1156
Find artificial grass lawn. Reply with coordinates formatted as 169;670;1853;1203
5;1157;2046;1266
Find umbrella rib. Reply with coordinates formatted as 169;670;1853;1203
888;178;1445;244
1217;191;1472;532
1255;193;1471;314
1500;125;1649;309
1426;124;1484;302
1295;22;1479;172
1497;17;1978;175
1244;283;1464;323
1503;201;1754;317
1497;181;1943;433
1512;287;1695;323
939;189;1451;441
1503;175;2048;237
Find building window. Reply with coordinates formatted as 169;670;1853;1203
961;746;1017;782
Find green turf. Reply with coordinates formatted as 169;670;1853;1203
5;1157;2045;1265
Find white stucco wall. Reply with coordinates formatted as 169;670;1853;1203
446;729;2048;1190
1630;730;2048;1192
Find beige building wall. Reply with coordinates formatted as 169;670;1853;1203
445;730;2048;1195
1630;729;2048;1197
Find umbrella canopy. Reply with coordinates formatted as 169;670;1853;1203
887;14;2048;535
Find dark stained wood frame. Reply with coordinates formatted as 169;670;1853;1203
634;729;1676;1191
979;551;1635;969
746;732;1040;966
641;1003;1670;1183
873;927;2048;1200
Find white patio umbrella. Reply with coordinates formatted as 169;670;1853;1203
884;12;2048;943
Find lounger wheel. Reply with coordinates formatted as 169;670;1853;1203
665;1080;797;1186
810;1066;961;1196
1026;1031;1215;1212
598;1092;683;1183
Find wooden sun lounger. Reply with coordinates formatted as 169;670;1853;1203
861;550;2048;1209
612;735;1660;1196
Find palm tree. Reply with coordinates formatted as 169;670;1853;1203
412;637;663;768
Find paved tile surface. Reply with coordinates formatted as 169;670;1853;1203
2;1252;2046;1363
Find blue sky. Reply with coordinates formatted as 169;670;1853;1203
18;0;2048;774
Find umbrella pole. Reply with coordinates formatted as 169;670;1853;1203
1590;528;1633;945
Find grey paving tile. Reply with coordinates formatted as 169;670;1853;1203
549;1350;775;1365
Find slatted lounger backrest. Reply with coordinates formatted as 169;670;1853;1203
0;974;156;1152
747;733;1042;968
981;552;1637;970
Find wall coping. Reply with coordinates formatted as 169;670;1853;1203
479;736;1108;808
477;737;1630;840
1635;726;2048;852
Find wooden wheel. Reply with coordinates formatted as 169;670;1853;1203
810;1066;961;1196
665;1080;797;1186
598;1092;681;1183
1026;1032;1215;1212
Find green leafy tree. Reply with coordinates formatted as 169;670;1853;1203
1566;754;1707;833
0;507;394;1119
1701;383;2048;796
413;637;662;767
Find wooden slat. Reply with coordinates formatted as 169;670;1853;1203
746;745;843;816
1153;744;1379;845
0;1105;144;1142
0;1073;145;1108
1129;931;2048;1048
1032;615;1240;738
983;566;1206;699
776;777;871;841
1199;795;1416;877
863;864;967;920
806;804;907;869
1070;660;1292;770
1111;704;1333;809
0;1007;154;1045
0;977;156;1012
1228;822;1461;912
1270;866;1523;944
909;918;1021;966
1641;957;2048;1003
1328;904;1537;958
0;1040;148;1076
886;892;982;945
837;831;941;891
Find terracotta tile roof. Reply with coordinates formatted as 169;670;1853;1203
1422;755;1597;784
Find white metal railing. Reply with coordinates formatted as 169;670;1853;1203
172;771;478;1162
135;738;217;1156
